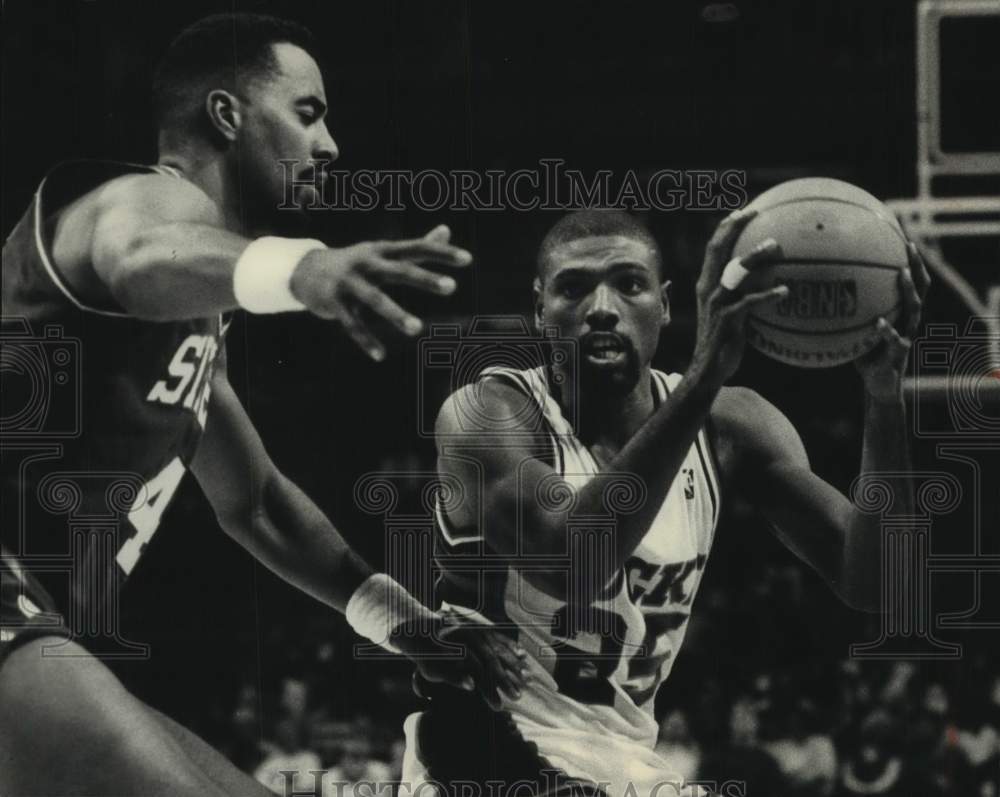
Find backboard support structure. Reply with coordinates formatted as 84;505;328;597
887;0;1000;399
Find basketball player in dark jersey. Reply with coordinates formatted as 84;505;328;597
0;14;524;797
403;210;928;796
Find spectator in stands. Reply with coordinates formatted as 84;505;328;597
655;709;701;783
838;709;925;797
254;716;323;796
761;698;837;795
322;735;392;797
698;696;785;795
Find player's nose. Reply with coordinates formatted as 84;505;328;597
585;283;620;328
315;124;339;164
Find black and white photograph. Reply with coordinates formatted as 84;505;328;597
1;1;999;795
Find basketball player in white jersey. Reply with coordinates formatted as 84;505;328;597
404;209;928;797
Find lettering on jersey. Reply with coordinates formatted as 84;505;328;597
627;553;707;609
146;334;218;427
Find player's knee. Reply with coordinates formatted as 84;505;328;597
0;638;130;753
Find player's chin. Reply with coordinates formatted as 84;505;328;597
289;182;323;210
580;359;639;395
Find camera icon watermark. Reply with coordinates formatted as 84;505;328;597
912;318;1000;439
417;316;579;439
0;317;81;439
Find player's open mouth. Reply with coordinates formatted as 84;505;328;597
583;335;628;365
297;168;328;187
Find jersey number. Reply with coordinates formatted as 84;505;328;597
117;457;186;575
550;605;688;707
550;605;626;706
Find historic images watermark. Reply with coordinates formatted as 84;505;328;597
269;771;747;797
279;159;748;213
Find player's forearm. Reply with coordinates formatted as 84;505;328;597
842;394;913;611
588;370;719;563
516;369;721;592
99;222;250;319
223;472;373;612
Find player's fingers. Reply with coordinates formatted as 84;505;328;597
725;283;790;317
488;635;530;692
718;238;780;294
701;207;758;284
898;265;922;339
347;279;424;337
380;239;473;268
907;241;931;301
336;301;388;362
466;646;505;709
370;258;458;296
876;316;910;352
423;224;452;244
469;633;524;700
740;237;780;270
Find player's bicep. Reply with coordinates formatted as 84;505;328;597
190;369;276;530
730;390;853;586
434;382;557;553
755;461;854;586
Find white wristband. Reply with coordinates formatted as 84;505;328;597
232;236;325;313
345;573;437;652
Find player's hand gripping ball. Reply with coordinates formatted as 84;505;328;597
730;177;917;369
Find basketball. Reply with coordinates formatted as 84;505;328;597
731;177;908;368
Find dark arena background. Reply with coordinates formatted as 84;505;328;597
2;1;999;795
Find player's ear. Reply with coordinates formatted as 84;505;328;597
660;279;672;327
205;90;242;143
533;276;544;332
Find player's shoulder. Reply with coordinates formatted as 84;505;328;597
435;369;547;440
711;385;781;430
36;160;222;230
84;163;221;226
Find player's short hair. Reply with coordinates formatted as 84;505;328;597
537;209;664;282
152;13;319;131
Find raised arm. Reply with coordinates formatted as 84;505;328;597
436;209;788;600
53;171;471;358
723;243;930;612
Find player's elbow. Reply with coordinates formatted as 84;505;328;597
843;591;886;614
211;473;273;548
213;496;259;544
836;579;885;614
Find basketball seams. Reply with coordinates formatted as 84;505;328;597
749;194;908;247
760;258;904;271
748;301;902;336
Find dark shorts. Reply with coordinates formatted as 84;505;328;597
0;546;72;671
409;681;609;797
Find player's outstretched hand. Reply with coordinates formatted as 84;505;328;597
393;610;529;710
691;208;789;386
855;241;930;401
290;224;472;361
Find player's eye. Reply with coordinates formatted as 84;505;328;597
558;279;590;300
298;111;317;125
617;275;648;295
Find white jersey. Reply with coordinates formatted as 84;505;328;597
404;366;721;797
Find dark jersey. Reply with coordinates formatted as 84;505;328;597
1;161;227;657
